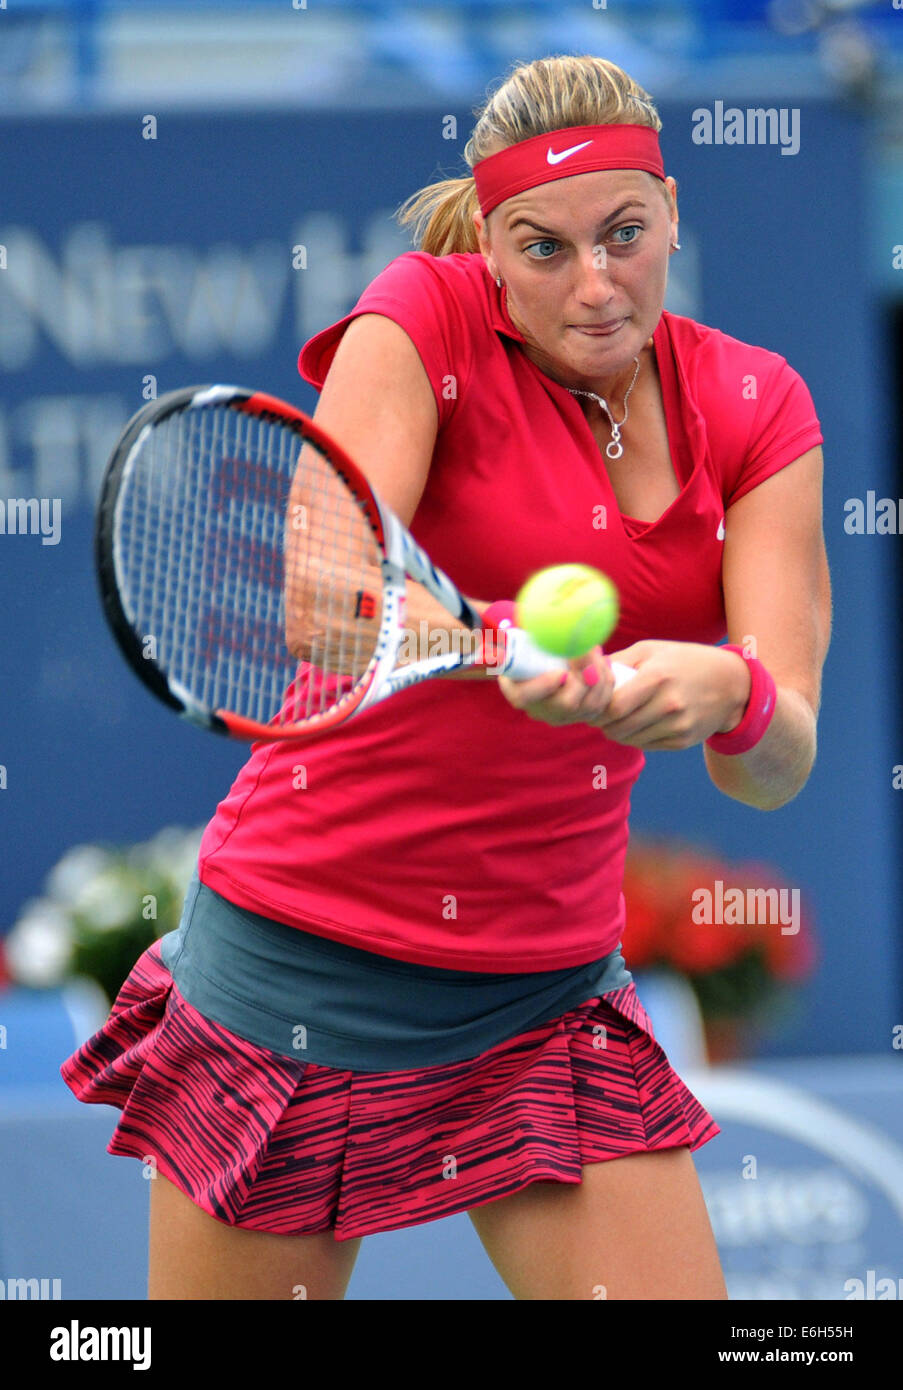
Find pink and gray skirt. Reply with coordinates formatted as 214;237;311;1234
60;878;719;1242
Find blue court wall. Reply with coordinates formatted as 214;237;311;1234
0;104;898;1056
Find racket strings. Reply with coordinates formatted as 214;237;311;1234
283;437;384;720
115;403;385;730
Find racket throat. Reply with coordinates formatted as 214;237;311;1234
168;678;230;735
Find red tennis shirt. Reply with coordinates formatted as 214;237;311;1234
197;251;823;972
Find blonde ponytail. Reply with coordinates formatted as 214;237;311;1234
395;176;482;257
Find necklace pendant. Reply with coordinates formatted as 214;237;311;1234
566;355;639;464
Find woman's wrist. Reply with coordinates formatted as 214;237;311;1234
714;648;752;734
705;644;778;755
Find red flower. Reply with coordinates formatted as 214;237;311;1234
621;837;684;965
619;836;818;986
620;870;663;965
666;853;752;974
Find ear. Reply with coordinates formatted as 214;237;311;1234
473;208;494;270
664;175;679;225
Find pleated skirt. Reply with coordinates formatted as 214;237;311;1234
60;939;719;1242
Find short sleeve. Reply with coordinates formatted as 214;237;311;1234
724;357;823;508
297;252;473;431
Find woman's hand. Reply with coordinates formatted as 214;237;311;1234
497;643;619;726
497;639;751;751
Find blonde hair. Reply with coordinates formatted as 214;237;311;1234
396;55;671;257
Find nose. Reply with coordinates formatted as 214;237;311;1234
575;247;616;305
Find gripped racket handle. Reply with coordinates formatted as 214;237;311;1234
481;602;637;688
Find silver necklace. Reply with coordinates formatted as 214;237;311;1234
567;355;641;460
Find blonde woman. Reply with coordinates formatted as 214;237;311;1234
61;54;829;1301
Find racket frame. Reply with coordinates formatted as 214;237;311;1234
95;385;536;743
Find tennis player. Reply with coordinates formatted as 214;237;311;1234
60;54;830;1301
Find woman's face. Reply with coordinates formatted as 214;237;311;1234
475;168;678;391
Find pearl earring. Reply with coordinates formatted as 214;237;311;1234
495;274;503;287
671;241;681;250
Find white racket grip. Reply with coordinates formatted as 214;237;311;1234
495;626;637;689
609;661;637;688
496;624;567;679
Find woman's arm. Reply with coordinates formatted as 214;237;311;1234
308;312;438;525
701;444;832;811
496;445;833;811
287;312;491;662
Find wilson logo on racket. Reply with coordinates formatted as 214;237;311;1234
354;590;378;621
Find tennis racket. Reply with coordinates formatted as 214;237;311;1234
95;384;635;742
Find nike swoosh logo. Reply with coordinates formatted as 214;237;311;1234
547;139;593;165
716;517;725;540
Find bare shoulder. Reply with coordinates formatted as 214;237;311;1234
312;313;440;526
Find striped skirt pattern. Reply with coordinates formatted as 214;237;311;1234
60;939;720;1242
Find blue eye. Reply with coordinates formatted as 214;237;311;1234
612;225;642;245
524;239;559;259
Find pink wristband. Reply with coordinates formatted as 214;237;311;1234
705;644;777;755
479;600;517;670
481;600;517;629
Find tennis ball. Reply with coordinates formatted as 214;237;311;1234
515;564;619;659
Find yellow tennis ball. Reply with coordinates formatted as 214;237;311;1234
515;564;620;659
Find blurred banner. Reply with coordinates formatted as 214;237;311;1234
0;104;896;1057
689;1056;903;1301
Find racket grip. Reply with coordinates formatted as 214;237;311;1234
488;626;638;689
500;635;637;686
496;624;568;680
481;603;636;686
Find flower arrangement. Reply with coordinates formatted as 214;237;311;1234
1;826;817;1063
1;827;205;1005
620;833;818;1058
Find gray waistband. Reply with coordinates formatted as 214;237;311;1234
158;870;633;1071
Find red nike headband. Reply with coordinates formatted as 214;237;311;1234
472;124;666;217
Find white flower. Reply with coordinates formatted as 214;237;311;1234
137;825;204;888
45;845;113;907
72;869;142;932
172;826;205;885
5;900;75;988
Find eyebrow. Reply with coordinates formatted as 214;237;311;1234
507;200;648;235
